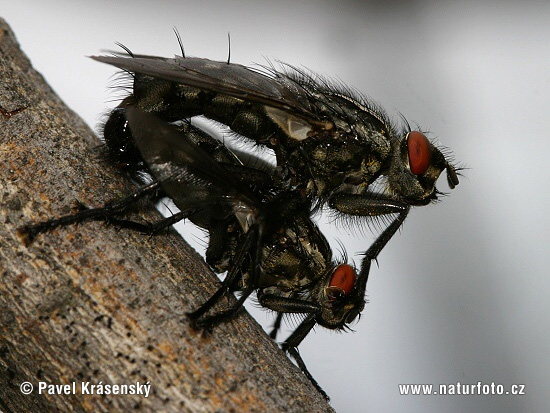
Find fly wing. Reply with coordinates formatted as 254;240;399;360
91;55;318;122
125;107;261;226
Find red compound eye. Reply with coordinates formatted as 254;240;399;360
326;264;356;301
407;131;432;175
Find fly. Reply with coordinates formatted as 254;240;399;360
19;108;392;400
19;40;462;400
91;46;460;281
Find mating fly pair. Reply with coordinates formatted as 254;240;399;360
20;106;366;399
19;41;460;399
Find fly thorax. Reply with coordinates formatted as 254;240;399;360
354;124;392;157
360;154;383;176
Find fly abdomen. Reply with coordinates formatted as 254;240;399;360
102;103;145;178
133;72;285;145
177;85;284;145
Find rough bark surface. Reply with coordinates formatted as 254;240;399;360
0;19;333;412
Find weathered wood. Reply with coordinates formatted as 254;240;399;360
0;18;332;412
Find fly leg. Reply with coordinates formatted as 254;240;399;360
281;315;328;400
328;193;409;217
257;292;320;315
269;313;284;340
187;230;255;323
358;207;410;281
345;206;410;307
189;196;306;329
18;181;162;244
188;218;265;329
328;193;411;280
105;211;187;235
256;292;328;397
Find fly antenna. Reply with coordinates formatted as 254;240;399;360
173;27;185;58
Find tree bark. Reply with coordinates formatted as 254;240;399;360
0;19;332;412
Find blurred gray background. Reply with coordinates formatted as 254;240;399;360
3;1;549;411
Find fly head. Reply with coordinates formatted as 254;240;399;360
316;263;365;329
388;131;459;205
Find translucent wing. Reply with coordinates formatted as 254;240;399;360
92;55;319;122
126;107;261;226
